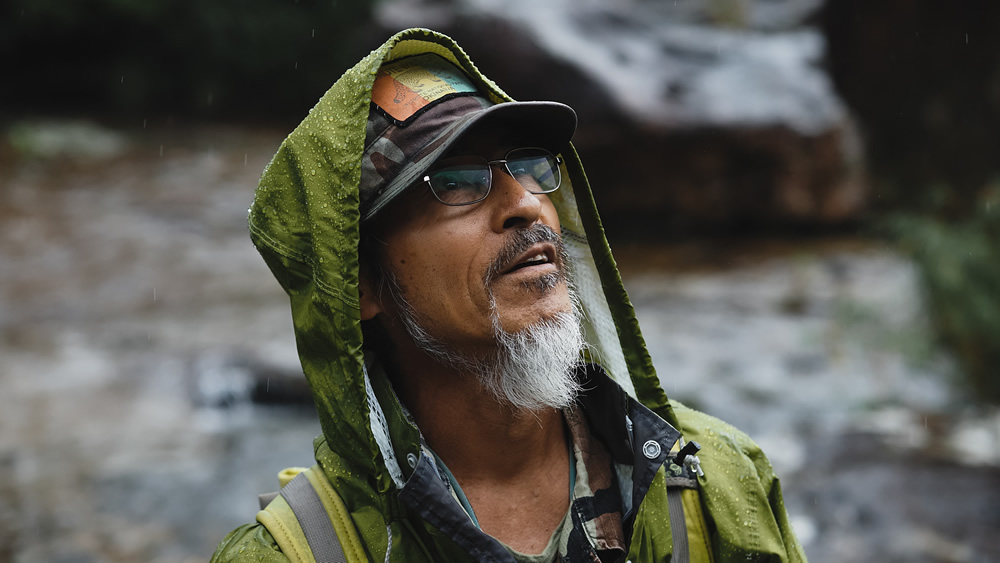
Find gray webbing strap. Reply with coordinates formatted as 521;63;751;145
280;473;348;563
667;487;689;563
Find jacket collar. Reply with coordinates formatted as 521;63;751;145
575;364;681;535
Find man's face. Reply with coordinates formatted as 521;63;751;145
364;132;573;359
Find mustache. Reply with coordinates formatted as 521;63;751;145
483;224;567;285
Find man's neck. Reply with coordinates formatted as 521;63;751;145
398;351;566;479
390;344;572;554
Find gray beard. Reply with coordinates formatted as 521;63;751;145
387;276;585;412
481;290;585;410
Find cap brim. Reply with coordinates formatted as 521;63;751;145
362;101;577;222
450;101;578;156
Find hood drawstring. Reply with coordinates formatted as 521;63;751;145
675;441;705;477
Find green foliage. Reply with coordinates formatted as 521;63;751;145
889;185;1000;403
1;0;375;119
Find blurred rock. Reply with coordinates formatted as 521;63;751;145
374;0;865;234
188;352;311;408
249;365;313;406
189;353;255;408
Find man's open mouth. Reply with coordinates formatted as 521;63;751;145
484;224;567;286
502;243;557;275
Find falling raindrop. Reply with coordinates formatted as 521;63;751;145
159;145;164;157
244;153;248;166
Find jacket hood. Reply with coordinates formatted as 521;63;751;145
248;26;675;544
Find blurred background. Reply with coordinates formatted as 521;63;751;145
2;0;999;561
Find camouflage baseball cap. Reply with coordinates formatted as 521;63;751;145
359;53;577;222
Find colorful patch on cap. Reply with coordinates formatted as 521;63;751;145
372;53;479;123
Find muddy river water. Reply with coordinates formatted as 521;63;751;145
1;122;997;562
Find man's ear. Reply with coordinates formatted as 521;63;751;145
359;269;383;321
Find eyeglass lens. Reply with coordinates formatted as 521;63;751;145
426;147;561;206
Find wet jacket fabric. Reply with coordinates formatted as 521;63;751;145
211;28;807;563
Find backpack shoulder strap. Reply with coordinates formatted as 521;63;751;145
256;465;368;563
665;440;714;563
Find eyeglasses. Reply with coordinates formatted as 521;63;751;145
422;147;563;206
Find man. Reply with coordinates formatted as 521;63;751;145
213;28;806;562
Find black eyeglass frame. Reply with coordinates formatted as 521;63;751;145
421;147;564;207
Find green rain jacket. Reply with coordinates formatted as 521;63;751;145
212;28;807;563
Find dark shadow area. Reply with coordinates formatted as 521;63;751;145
2;0;376;121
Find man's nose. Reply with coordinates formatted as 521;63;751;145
489;165;544;231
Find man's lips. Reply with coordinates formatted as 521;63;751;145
500;242;558;276
483;224;565;285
